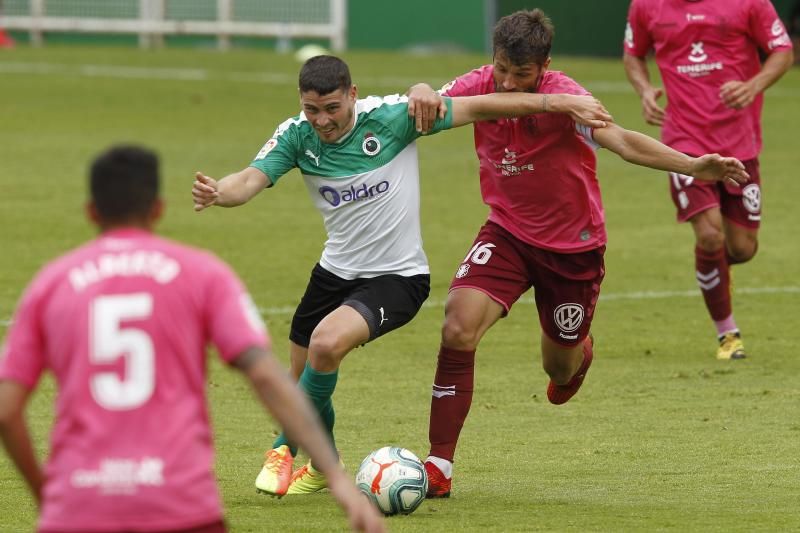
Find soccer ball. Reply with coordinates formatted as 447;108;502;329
355;446;428;515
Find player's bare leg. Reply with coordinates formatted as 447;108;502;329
426;288;503;498
543;333;593;405
722;218;758;265
289;341;308;381
258;307;369;496
287;305;369;494
690;208;747;359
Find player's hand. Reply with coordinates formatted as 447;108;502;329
689;154;750;185
329;477;386;533
720;80;757;110
559;95;613;128
407;83;446;134
641;86;665;126
192;172;220;212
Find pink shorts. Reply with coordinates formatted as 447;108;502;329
449;221;605;347
669;158;761;229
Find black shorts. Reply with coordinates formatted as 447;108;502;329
289;263;430;348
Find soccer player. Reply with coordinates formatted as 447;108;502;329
405;8;751;498
623;0;794;359
191;55;615;497
0;145;385;533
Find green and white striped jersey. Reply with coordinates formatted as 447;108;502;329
250;94;453;279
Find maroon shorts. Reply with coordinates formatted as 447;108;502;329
669;158;761;229
449;221;605;347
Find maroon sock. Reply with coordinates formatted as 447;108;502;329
428;345;475;463
695;246;731;321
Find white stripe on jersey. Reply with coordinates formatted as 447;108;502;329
575;123;601;150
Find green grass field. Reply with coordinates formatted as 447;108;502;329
1;45;799;532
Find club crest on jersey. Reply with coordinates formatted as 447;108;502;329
362;133;381;156
455;263;470;278
677;41;722;76
554;303;584;336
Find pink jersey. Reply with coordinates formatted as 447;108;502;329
443;67;606;252
624;0;792;160
0;228;268;532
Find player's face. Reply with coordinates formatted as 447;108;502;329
492;50;550;93
301;86;357;143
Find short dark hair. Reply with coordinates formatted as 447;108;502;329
493;9;554;66
298;55;352;95
90;145;159;223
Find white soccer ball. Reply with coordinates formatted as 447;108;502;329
294;44;330;63
355;446;428;515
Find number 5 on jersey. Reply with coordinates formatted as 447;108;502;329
90;293;155;410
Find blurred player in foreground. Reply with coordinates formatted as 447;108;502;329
192;55;613;497
623;0;793;360
407;8;751;497
0;145;384;533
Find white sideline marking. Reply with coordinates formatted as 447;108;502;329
1;286;798;326
1;62;798;97
259;285;800;317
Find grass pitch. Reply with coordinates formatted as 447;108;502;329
1;45;799;532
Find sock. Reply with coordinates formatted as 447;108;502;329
426;455;453;478
714;315;739;338
429;345;475;462
273;362;338;457
695;246;732;322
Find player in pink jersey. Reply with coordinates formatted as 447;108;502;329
0;145;385;533
407;9;751;498
623;0;793;360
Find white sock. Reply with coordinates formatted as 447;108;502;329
426;455;453;478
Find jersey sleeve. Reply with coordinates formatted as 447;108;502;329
748;0;793;54
202;256;270;364
0;280;47;389
440;68;483;97
624;0;652;57
368;94;454;144
248;117;303;186
575;123;601;150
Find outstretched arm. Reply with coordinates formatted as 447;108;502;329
592;123;749;184
235;349;385;533
449;93;612;129
0;380;43;506
407;83;612;133
192;166;269;211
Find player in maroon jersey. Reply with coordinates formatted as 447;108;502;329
406;8;751;497
624;0;793;360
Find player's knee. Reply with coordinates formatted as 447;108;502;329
728;239;758;263
307;330;347;366
695;229;725;252
441;315;479;350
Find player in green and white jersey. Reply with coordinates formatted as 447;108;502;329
191;55;611;496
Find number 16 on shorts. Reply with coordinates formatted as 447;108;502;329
456;241;496;278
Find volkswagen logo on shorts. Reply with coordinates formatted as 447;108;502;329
554;303;584;333
742;184;761;214
362;133;381;156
